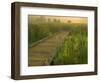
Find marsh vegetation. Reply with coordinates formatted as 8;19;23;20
28;16;88;65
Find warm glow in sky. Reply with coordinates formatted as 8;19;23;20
45;16;87;24
29;15;88;24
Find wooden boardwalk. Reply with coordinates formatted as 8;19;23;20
28;31;68;66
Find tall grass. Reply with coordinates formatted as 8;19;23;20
28;16;88;65
51;24;88;65
28;22;68;45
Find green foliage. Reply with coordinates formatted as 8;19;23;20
28;22;68;45
28;16;88;65
51;24;88;65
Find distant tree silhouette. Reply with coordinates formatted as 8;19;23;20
39;16;45;22
48;18;51;22
67;20;71;23
53;19;57;22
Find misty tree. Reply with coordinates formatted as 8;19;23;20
67;20;72;23
48;18;51;22
39;16;46;22
53;19;57;22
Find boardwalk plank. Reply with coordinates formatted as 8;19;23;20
28;31;68;66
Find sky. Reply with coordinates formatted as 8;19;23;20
29;15;88;24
